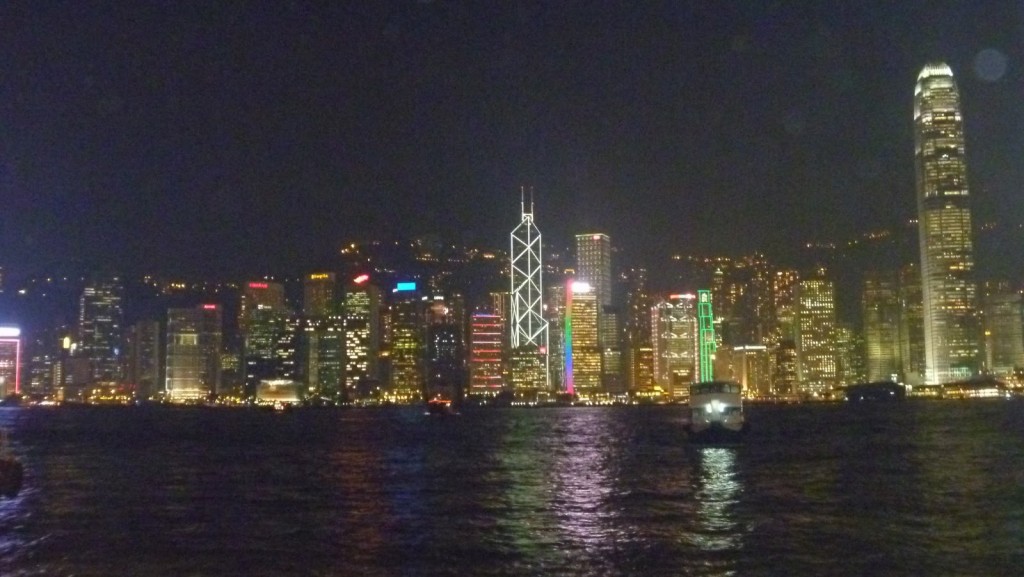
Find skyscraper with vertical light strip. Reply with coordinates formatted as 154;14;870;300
914;62;978;385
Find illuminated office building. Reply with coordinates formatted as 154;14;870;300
303;273;337;317
575;233;618;390
28;325;71;396
718;345;771;398
774;340;798;397
622;268;654;393
980;281;1024;376
468;310;503;396
126;320;161;399
796;272;838;397
652;294;698;400
244;306;295;396
165;305;222;402
77;277;123;385
915;62;978;384
772;269;800;343
0;326;21;397
565;280;601;397
305;314;344;398
388;282;424;402
343;276;381;400
240;281;286;331
510;195;549;391
425;296;464;400
544;283;567;392
863;271;902;382
898;263;926;386
303;273;342;398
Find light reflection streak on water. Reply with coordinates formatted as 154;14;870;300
551;410;621;553
688;446;744;574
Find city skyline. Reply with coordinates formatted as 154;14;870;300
0;3;1020;279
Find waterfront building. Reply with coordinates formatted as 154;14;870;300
343;276;381;400
165;305;222;402
509;195;549;391
305;315;344;398
980;281;1024;376
125;320;161;399
652;294;698;401
575;233;619;391
77;276;123;386
388;282;424;402
0;326;21;397
468;310;503;396
425;298;464;400
796;271;838;397
863;271;903;382
915;62;978;384
898;263;926;386
28;325;71;397
622;268;655;394
716;345;771;398
773;339;798;398
544;283;566;392
244;305;295;396
565;280;601;397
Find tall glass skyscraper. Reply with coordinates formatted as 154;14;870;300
510;194;549;391
78;276;123;385
914;62;977;385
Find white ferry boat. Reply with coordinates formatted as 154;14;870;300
686;381;747;443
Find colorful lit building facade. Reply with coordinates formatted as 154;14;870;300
468;310;504;396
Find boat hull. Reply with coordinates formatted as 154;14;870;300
686;421;748;444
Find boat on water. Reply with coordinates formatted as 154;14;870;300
0;430;23;498
426;395;455;416
685;381;747;443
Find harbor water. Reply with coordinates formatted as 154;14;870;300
0;401;1022;576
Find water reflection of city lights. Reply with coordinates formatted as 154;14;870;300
551;411;622;551
689;447;743;553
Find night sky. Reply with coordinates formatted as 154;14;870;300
1;1;1021;278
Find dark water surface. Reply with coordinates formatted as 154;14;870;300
1;402;1023;576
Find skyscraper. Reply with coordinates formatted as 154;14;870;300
863;271;902;382
510;194;549;391
622;268;654;393
575;233;618;391
343;275;381;400
979;281;1024;376
796;271;838;398
303;273;337;317
165;305;222;402
126;320;161;399
651;294;698;401
77;277;123;386
468;310;503;396
565;280;601;397
388;282;424;402
915;62;978;385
